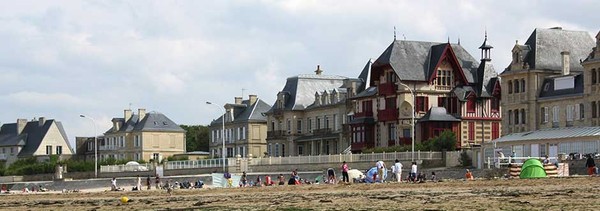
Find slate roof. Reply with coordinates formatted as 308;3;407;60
269;74;347;111
107;112;185;133
356;59;373;93
538;73;584;99
475;59;499;98
352;86;378;99
0;119;73;157
452;86;477;101
506;28;594;72
493;126;600;143
372;40;479;83
210;99;271;125
418;107;461;122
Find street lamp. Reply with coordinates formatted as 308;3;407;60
397;82;415;161
79;114;98;178
206;101;226;172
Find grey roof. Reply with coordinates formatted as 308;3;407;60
210;99;271;125
372;40;479;83
418;107;461;122
107;112;185;133
452;86;477;101
270;74;347;111
0;119;73;157
352;86;378;99
538;73;584;99
493;126;600;143
356;59;373;93
507;28;594;72
474;59;499;98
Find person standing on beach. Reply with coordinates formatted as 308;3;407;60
341;161;349;183
410;162;418;183
136;175;142;191
146;176;151;190
586;155;596;176
155;175;161;189
376;160;385;182
393;159;403;182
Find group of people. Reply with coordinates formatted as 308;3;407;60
110;175;204;193
238;169;307;187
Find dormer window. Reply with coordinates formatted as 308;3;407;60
466;97;476;113
435;69;453;90
512;50;521;64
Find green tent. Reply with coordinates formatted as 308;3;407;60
520;158;547;179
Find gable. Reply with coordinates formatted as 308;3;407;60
428;44;470;85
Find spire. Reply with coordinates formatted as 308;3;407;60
447;36;450;43
458;37;461;45
479;30;493;61
315;65;323;75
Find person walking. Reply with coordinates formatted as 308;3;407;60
410;162;418;183
393;159;403;182
341;161;349;183
376;160;386;182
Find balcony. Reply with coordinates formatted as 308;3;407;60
378;83;397;96
377;108;398;122
267;130;287;139
351;141;374;152
313;128;332;135
354;111;374;118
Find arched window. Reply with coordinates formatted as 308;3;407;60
521;79;526;93
508;81;513;94
514;80;520;93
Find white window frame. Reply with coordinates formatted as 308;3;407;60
553;106;560;123
567;105;574;122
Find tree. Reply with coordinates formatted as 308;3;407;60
429;130;457;151
180;125;210;152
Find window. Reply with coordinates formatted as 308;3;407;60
593;101;598;118
307;118;312;132
514;110;520;125
514;80;520;93
468;122;475;140
521;79;526;93
508;110;513;125
436;69;453;88
574;104;580;120
87;140;93;151
297;120;302;134
416;96;428;112
403;129;411;138
508;81;513;94
56;146;62;155
325;116;330;129
553;106;560;123
467;97;476;113
242;127;246;139
316;117;322;129
153;153;160;161
388;123;397;142
385;97;396;110
492;122;500;140
274;144;279;157
491;97;500;112
46;145;52;155
333;114;338;131
286;119;291;133
521;109;526;124
541;107;548;123
593;69;597;84
580;104;585;120
298;145;304;155
227;148;234;157
282;144;286;157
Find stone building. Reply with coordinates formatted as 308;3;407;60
101;108;186;162
208;95;270;158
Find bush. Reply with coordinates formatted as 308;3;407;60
5;157;56;175
459;151;473;167
429;130;457;151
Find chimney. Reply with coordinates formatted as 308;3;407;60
315;65;323;75
16;119;27;134
112;119;120;131
124;109;132;121
138;108;146;121
249;95;258;105
561;51;570;75
234;97;242;104
38;117;45;127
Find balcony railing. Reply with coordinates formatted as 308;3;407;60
267;130;287;139
354;111;374;118
312;128;332;135
379;83;397;96
377;108;398;122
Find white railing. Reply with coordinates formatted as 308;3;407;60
243;151;441;166
485;156;558;169
165;159;227;170
100;163;154;173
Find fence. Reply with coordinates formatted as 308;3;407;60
100;163;154;173
165;159;228;170
243;151;441;166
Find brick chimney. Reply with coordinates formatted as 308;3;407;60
138;108;146;121
249;95;258;105
38;117;46;127
561;51;570;75
16;119;27;134
124;109;132;121
234;97;242;104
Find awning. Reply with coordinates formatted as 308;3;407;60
493;126;600;143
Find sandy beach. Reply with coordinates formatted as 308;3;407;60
1;176;599;210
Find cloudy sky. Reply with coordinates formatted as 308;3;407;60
0;0;597;145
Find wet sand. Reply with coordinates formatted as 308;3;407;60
1;177;599;210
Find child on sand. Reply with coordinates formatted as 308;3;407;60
465;169;474;180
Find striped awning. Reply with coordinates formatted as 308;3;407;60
493;126;600;143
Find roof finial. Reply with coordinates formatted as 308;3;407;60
393;26;397;40
403;34;406;40
447;36;450;43
458;36;461;45
315;65;323;75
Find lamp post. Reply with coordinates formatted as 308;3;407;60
206;101;226;172
397;82;415;161
79;114;98;178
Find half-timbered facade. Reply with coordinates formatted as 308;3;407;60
349;35;502;151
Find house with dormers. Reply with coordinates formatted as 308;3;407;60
208;95;271;158
487;28;598;161
265;66;365;156
348;35;502;152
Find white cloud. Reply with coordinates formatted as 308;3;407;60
2;91;89;108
